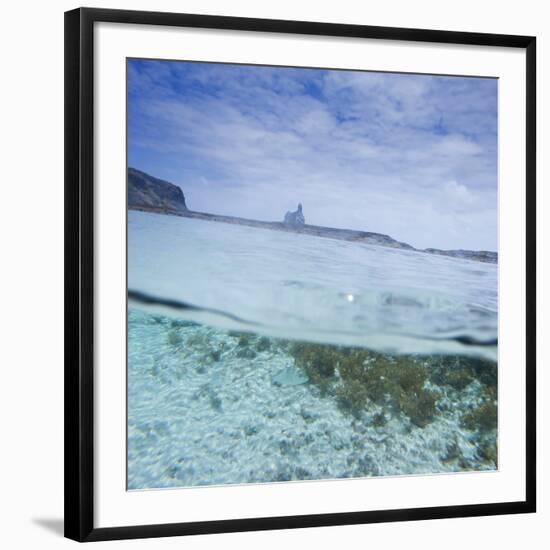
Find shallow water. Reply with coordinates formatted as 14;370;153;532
127;211;498;490
128;211;497;359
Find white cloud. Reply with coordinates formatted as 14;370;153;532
442;180;475;206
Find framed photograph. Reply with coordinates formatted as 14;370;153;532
65;7;536;542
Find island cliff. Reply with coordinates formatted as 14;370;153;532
128;167;188;213
127;167;497;264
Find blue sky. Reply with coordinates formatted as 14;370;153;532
128;59;497;251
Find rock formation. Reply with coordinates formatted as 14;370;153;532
128;167;187;213
284;203;305;226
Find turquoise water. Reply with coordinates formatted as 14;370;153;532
127;211;498;490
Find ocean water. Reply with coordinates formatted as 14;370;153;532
127;210;498;490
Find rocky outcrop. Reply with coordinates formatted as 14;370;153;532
284;203;305;226
423;249;497;264
128;167;187;213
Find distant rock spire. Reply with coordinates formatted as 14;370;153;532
284;203;305;226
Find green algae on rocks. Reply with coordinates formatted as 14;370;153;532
289;341;497;437
289;343;438;426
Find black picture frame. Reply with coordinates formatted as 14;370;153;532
65;7;537;542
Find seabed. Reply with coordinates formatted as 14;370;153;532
128;309;497;490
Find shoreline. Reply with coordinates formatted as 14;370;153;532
129;205;498;264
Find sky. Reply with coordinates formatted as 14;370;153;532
128;59;498;251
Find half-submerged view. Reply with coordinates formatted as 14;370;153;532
127;59;498;490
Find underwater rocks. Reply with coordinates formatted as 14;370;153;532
290;343;439;427
128;310;498;490
289;341;498;457
272;366;309;387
